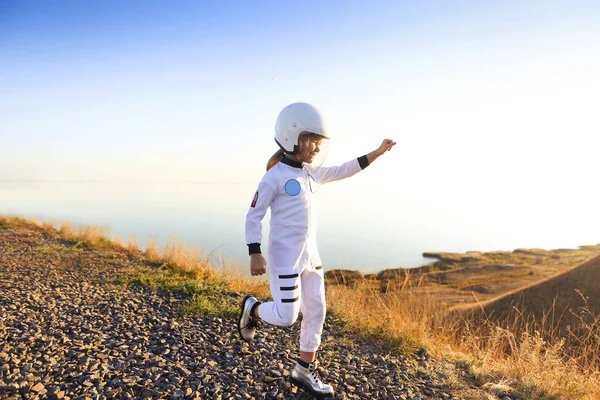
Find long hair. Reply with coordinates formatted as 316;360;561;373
266;149;284;171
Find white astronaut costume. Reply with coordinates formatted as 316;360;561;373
242;102;372;357
240;102;390;399
245;154;369;352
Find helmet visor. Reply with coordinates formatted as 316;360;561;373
297;132;330;168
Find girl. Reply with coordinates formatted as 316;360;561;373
239;102;395;398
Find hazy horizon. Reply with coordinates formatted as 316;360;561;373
2;179;599;275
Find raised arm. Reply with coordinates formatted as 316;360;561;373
309;139;396;184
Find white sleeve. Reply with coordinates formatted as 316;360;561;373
308;156;368;185
245;178;277;246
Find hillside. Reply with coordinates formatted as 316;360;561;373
326;246;600;310
0;217;490;400
323;245;600;399
463;255;600;336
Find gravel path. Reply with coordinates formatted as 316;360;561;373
0;225;476;400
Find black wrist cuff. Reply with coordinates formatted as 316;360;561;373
248;243;261;255
358;155;370;169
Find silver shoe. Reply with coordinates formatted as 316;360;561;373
238;295;259;342
290;360;334;398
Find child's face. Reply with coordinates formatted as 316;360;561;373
298;134;323;163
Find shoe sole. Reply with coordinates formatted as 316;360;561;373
238;295;253;342
289;376;334;399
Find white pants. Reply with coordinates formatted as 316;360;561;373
257;264;326;352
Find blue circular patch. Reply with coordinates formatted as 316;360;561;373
285;179;301;196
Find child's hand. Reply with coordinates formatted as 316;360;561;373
378;139;396;155
366;139;397;164
250;254;267;276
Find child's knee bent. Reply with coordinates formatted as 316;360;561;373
277;304;300;326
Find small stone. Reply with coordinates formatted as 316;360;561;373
269;369;282;377
176;366;191;376
51;390;66;400
21;363;33;375
31;382;45;392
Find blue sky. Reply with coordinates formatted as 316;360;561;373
2;1;599;179
2;1;600;255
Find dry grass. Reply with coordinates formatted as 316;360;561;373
326;272;445;354
327;272;600;399
220;263;271;300
455;317;596;399
0;215;270;311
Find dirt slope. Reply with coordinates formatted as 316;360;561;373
463;255;600;335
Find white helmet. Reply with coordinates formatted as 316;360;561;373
274;102;330;155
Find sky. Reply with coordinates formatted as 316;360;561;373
1;0;600;258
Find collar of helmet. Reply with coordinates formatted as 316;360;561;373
280;155;303;169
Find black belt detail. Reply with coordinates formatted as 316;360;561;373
282;297;299;303
280;285;298;291
278;273;299;279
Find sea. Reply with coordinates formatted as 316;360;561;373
1;180;597;274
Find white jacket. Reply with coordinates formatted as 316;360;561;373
246;156;369;272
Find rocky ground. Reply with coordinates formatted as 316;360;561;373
0;224;488;400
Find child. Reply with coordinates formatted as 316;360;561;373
239;102;395;398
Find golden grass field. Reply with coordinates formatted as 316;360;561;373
2;215;599;399
325;246;600;399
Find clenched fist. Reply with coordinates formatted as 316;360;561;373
377;139;396;155
250;254;267;276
